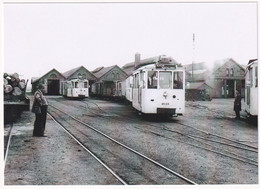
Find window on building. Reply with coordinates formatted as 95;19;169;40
255;66;258;87
78;73;82;79
226;68;229;76
50;74;57;78
116;73;119;80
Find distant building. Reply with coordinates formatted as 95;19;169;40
62;66;97;94
31;69;65;95
210;58;245;98
184;62;213;100
92;65;128;97
31;66;97;95
185;58;245;99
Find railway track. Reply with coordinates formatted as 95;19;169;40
4;123;14;167
48;104;198;185
76;100;258;167
48;98;258;168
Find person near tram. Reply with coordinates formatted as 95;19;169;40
32;84;48;136
233;90;241;119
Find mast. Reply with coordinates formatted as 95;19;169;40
192;33;195;82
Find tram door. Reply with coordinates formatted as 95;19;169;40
132;72;141;111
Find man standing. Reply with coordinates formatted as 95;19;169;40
233;90;241;119
32;84;48;136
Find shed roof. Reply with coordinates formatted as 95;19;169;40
62;65;97;80
92;65;117;79
187;82;212;90
213;58;245;72
31;77;40;84
31;68;65;84
63;66;82;78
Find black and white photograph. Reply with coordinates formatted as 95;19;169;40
2;0;258;187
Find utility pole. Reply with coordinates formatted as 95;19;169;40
192;33;195;82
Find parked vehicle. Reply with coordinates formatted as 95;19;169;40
4;73;30;123
245;59;258;117
61;79;89;98
122;55;185;116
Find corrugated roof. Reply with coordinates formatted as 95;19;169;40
63;66;82;78
62;65;97;80
92;65;116;79
92;66;104;73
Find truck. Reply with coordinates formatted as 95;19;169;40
4;73;30;124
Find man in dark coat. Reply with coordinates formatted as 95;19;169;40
32;84;48;136
233;90;241;119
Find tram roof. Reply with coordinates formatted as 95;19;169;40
122;55;179;75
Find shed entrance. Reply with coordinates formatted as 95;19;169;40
47;79;60;95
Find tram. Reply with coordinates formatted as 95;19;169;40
125;56;185;116
245;59;258;117
61;79;89;98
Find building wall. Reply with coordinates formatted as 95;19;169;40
31;70;65;94
92;66;128;96
211;60;245;98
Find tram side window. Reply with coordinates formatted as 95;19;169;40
159;71;172;89
75;82;79;88
255;66;258;88
134;73;139;88
84;82;88;88
173;71;183;89
148;71;158;89
250;68;253;87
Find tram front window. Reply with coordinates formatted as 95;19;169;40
148;71;158;89
159;72;172;89
173;71;183;89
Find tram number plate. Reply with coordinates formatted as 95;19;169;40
162;102;169;105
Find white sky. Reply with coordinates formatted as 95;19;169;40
3;2;258;84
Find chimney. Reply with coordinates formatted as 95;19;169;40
134;52;141;69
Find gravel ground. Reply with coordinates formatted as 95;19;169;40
4;96;258;186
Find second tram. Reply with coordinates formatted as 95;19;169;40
245;59;258;117
61;79;89;98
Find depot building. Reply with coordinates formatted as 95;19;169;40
31;66;96;95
